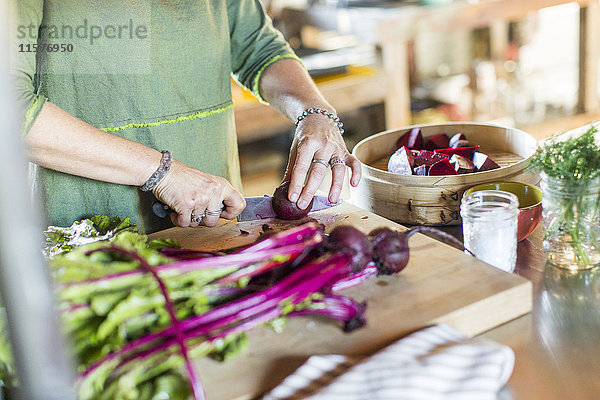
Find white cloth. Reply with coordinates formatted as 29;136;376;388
263;324;514;400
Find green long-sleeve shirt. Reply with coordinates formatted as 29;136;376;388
11;0;297;233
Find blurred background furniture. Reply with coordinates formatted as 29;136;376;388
280;0;599;129
238;0;600;195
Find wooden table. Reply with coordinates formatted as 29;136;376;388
149;199;600;399
150;201;533;400
436;223;600;399
282;0;600;129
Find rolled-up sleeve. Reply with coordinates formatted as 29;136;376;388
10;0;47;136
227;0;301;103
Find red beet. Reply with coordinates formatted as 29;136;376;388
388;146;415;175
368;226;473;275
434;146;480;159
428;158;458;176
395;128;423;150
368;227;410;275
472;152;500;171
449;154;475;174
272;181;313;220
414;150;449;166
328;226;373;273
448;133;466;148
424;134;450;151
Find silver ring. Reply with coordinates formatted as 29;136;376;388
329;156;346;168
312;158;329;168
191;213;203;224
204;209;222;217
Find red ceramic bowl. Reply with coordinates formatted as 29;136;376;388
464;182;543;242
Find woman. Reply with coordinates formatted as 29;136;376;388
12;0;361;233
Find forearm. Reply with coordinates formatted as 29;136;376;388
258;58;335;121
257;57;362;206
25;102;161;187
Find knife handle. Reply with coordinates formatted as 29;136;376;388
152;201;226;219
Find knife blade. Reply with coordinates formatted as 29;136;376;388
236;195;342;222
152;196;342;221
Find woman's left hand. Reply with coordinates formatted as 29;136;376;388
283;110;362;209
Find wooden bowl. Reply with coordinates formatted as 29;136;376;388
464;182;543;242
350;122;540;226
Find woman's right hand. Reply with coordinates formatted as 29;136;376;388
152;160;246;227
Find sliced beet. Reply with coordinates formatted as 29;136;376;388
450;139;474;149
388;146;415;175
434;146;480;159
472;152;500;171
449;154;475;174
413;164;429;176
395;128;423;150
414;150;449;166
448;132;466;148
428;158;458;176
424;134;450;151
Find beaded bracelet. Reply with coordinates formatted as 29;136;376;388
140;150;172;192
295;107;344;135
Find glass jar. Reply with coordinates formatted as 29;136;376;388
540;173;600;270
461;190;519;273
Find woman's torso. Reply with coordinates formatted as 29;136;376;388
34;0;241;233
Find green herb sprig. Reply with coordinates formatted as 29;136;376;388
530;124;600;180
530;124;600;267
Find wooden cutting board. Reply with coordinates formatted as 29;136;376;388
148;201;532;400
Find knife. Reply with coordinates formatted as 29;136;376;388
152;195;342;222
237;195;342;222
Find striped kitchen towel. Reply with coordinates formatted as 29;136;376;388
262;324;514;400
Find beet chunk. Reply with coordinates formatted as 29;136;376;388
448;132;467;148
395;128;423;150
414;150;449;166
424;134;450;151
388;146;416;175
472;152;500;171
450;154;476;174
434;146;480;159
428;158;458;176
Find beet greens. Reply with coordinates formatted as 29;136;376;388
0;216;471;400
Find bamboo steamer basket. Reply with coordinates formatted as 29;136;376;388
350;122;540;226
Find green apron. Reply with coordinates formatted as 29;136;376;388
12;0;297;233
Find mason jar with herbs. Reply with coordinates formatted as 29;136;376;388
531;125;600;270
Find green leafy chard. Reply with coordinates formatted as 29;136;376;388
44;215;138;257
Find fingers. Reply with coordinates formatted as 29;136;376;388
193;179;245;227
288;141;316;204
170;195;197;227
199;184;223;227
345;154;362;187
153;161;244;228
186;194;209;228
297;150;333;210
328;158;346;203
221;189;246;220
